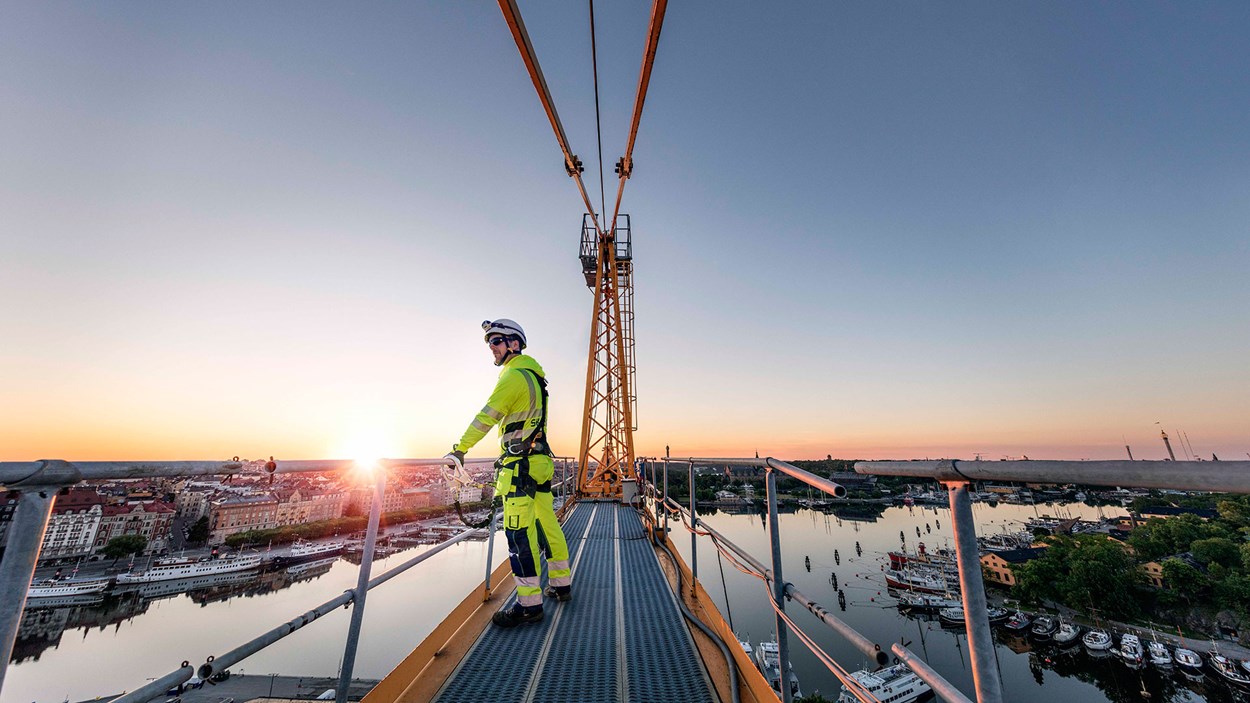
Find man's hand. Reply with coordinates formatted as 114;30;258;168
443;449;470;492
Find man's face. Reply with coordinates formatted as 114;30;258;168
488;335;512;365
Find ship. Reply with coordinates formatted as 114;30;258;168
27;577;110;598
755;637;801;699
838;663;933;703
275;539;346;565
884;568;952;595
115;551;262;584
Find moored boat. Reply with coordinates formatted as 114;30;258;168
1147;639;1172;668
277;539;346;565
938;607;965;627
1173;647;1202;670
1209;650;1250;687
1082;629;1113;652
1117;633;1144;667
986;607;1011;624
1053;620;1082;646
884;568;951;596
27;577;110;598
838;663;932;703
1030;615;1058;640
896;592;960;612
1002;611;1032;632
755;637;801;699
116;551;262;584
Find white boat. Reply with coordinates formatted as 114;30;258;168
1147;639;1172;667
287;556;340;576
755;638;801;699
884;568;951;595
1173;647;1202;669
838;663;932;703
280;539;346;564
1082;629;1113;652
1053;621;1082;646
27;577;110;598
1209;650;1250;687
938;607;965;627
896;592;959;612
116;551;262;584
1117;633;1144;666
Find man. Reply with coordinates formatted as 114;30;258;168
446;319;572;627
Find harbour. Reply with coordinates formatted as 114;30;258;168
10;497;1250;702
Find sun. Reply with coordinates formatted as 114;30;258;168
333;429;402;473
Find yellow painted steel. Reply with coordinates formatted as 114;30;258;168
577;234;635;499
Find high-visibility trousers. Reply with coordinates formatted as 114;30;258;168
500;455;571;607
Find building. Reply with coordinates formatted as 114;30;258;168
980;547;1048;587
94;501;176;555
208;495;279;544
1141;553;1205;588
273;487;347;526
828;472;878;491
39;488;106;562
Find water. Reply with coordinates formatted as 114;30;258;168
6;500;1243;703
674;500;1247;703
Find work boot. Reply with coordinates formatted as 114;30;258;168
492;604;544;628
544;585;572;602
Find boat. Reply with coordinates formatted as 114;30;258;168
986;607;1011;624
1082;629;1112;652
1117;633;1144;667
838;663;932;703
938;607;965;627
896;592;960;612
27;577;110;598
1002;611;1032;632
1173;646;1202;670
884;568;952;595
1030;615;1058;640
286;556;340;577
277;539;346;565
115;551;263;584
755;637;801;699
1147;639;1172;668
1209;650;1250;687
1053;620;1082;646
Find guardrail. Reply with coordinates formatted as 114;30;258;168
0;455;569;702
641;457;1250;703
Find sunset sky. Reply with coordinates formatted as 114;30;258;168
2;2;1247;463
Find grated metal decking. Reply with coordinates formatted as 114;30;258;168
433;502;717;703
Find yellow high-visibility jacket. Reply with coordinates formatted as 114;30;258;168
454;354;547;459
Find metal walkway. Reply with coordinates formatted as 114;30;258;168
432;501;717;703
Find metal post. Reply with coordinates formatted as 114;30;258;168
336;470;386;703
688;461;697;593
0;486;57;695
947;481;1003;703
766;468;793;703
662;458;669;541
482;503;499;600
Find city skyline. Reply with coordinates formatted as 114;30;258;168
2;3;1247;463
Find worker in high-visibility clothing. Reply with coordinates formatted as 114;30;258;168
445;319;572;627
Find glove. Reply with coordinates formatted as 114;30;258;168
443;450;471;492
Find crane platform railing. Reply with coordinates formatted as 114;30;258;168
0;455;564;703
638;456;1250;703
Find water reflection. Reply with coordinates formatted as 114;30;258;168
15;557;339;664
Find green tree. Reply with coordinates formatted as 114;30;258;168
102;534;148;565
1190;537;1240;567
188;516;210;544
1160;558;1207;605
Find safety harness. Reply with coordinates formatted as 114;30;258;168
452;367;553;529
500;368;552;499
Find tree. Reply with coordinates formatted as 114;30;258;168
102;534;148;565
1190;537;1239;567
1160;558;1207;606
188;516;210;544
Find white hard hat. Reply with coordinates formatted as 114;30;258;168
481;319;527;349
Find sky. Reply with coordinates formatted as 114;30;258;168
1;2;1247;463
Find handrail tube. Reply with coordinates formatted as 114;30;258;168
109;665;197;703
670;457;847;499
765;469;793;703
337;472;386;703
854;459;1250;493
947;482;1002;702
677;503;889;667
891;644;974;703
196;526;484;683
0;484;57;695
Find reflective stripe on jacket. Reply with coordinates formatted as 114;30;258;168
454;354;547;456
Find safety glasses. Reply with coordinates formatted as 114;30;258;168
488;336;508;347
